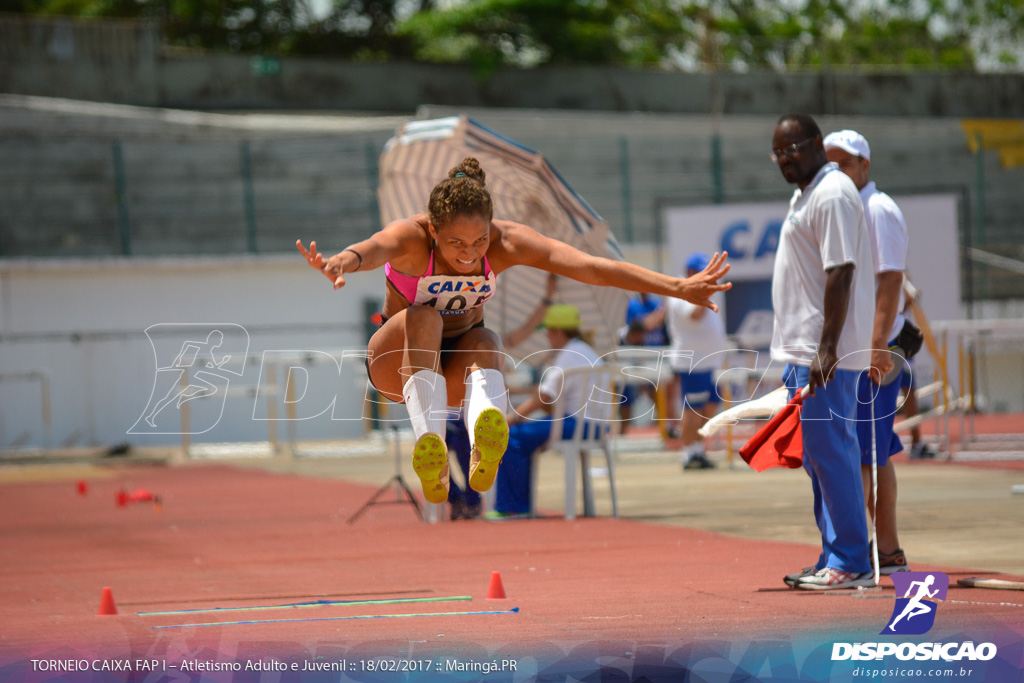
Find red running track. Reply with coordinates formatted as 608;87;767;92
1;463;1022;679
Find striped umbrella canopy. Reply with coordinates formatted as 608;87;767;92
377;115;628;360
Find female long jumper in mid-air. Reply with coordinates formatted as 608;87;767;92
297;157;732;505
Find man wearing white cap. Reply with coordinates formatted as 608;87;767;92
824;129;912;576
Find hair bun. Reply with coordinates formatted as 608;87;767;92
429;157;493;227
450;157;486;187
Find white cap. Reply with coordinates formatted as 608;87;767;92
823;129;871;161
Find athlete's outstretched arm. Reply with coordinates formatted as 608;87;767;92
491;220;731;312
297;218;424;290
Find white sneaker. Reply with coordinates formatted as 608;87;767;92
796;568;876;590
783;565;818;588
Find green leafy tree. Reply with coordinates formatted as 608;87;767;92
288;0;433;58
671;0;1022;71
3;0;1021;69
399;0;1023;72
1;0;432;56
397;0;677;72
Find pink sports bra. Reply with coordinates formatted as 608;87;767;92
385;251;497;317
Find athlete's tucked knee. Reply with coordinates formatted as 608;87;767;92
404;305;444;329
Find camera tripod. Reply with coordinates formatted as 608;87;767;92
347;425;423;524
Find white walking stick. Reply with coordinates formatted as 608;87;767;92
870;393;880;586
871;348;904;586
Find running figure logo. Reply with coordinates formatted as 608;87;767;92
129;324;249;435
882;571;949;635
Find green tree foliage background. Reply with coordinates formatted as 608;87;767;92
2;0;1021;71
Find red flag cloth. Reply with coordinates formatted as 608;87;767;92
739;389;808;472
128;488;156;503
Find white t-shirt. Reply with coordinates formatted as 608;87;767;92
665;296;728;372
861;181;909;342
538;337;606;419
770;163;874;371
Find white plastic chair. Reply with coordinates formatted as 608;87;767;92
530;364;622;520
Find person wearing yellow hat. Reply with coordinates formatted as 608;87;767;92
486;303;601;518
447;273;558;521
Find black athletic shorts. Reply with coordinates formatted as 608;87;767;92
364;316;486;394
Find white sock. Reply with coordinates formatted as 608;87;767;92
402;369;447;438
464;369;508;438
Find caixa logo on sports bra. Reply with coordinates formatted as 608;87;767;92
417;276;495;315
425;279;491;295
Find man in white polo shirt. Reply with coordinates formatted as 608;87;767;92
824;129;913;576
770;114;876;590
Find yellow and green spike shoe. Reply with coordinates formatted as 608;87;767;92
468;407;509;493
412;432;450;504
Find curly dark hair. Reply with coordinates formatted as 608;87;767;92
427;157;493;228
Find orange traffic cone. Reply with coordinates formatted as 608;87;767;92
97;587;118;615
486;571;507;600
76;480;88;496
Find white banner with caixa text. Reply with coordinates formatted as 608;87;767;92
663;194;960;383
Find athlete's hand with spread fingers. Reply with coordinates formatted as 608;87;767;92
678;251;732;313
296;240;347;290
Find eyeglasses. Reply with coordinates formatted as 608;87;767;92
770;137;815;162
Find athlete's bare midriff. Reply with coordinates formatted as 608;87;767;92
382;279;487;338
